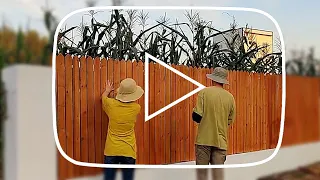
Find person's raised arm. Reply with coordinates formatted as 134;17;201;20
192;90;204;124
102;80;114;99
228;97;236;125
101;80;114;114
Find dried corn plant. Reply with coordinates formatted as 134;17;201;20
57;9;282;74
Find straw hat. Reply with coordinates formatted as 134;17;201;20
115;78;144;103
206;67;229;85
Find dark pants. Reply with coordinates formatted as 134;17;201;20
195;145;227;180
104;156;136;180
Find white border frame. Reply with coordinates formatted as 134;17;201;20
52;6;286;169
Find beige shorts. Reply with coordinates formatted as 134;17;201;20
195;144;227;165
195;144;227;180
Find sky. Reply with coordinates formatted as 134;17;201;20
1;0;320;59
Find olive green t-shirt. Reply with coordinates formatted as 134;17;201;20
193;86;236;150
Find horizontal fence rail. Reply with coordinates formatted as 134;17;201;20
56;54;284;180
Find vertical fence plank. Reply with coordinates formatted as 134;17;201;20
267;74;270;149
149;63;156;164
139;61;145;164
225;70;231;155
65;55;74;177
234;70;238;153
253;73;257;151
263;74;267;150
100;58;108;163
229;71;234;154
120;60;126;81
244;71;249;152
114;60;120;93
87;57;95;165
261;73;265;150
180;66;186;161
112;59;120;164
205;68;210;86
232;70;236;154
242;72;247;152
253;73;258;151
278;75;282;144
225;70;230;155
233;71;237;153
193;67;200;157
235;72;242;153
132;61;140;162
240;71;244;153
270;75;274;148
159;65;166;164
249;72;253;152
140;61;149;164
267;74;271;148
154;63;161;164
237;71;245;153
108;59;115;98
258;73;262;152
170;65;177;163
57;54;67;180
252;72;256;151
241;71;245;153
165;66;171;164
267;74;270;148
234;71;239;153
133;61;143;163
183;66;190;161
191;67;198;160
94;58;102;163
176;65;182;162
227;71;233;155
251;73;255;151
188;66;194;161
126;60;133;78
229;71;233;154
274;74;278;146
239;71;244;153
246;72;251;152
139;60;145;164
73;56;81;177
257;73;262;151
80;57;88;172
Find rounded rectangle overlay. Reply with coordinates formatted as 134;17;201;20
52;6;286;169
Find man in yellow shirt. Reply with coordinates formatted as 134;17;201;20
102;78;144;180
192;67;236;180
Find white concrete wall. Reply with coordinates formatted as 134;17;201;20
71;142;320;180
3;65;57;180
3;65;320;180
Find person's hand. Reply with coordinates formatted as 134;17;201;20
106;80;114;93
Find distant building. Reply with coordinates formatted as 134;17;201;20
213;27;274;63
243;28;273;62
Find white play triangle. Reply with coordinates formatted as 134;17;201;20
144;53;206;122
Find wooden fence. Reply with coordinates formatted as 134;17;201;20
282;76;320;146
56;54;283;180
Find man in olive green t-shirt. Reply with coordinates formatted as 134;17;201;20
192;67;236;180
